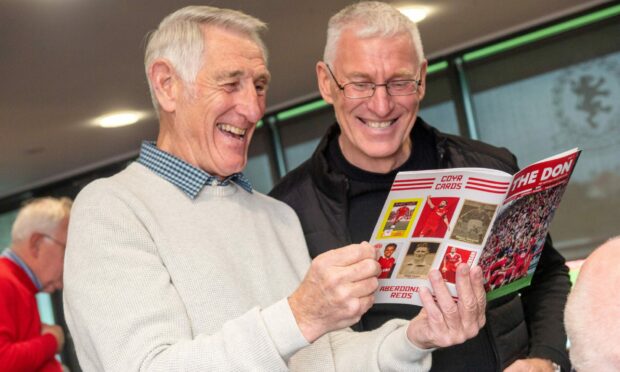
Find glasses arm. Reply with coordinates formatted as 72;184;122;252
325;64;346;91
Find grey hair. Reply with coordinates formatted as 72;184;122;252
11;197;72;243
323;1;424;65
144;6;268;110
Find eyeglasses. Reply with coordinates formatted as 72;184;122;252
42;234;66;250
325;64;421;99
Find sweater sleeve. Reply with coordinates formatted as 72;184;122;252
331;321;432;371
0;281;58;370
63;181;308;372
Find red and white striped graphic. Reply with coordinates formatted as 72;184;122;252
465;177;510;194
467;251;477;265
391;177;435;191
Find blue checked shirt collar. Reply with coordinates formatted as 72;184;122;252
137;141;253;199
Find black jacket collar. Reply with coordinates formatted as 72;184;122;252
308;117;449;202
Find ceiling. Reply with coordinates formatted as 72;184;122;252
0;0;611;200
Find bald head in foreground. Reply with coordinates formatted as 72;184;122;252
565;237;620;371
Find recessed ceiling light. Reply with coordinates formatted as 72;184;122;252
397;5;429;23
93;111;147;128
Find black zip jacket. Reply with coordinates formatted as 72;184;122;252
270;118;571;371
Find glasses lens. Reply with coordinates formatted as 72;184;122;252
387;80;418;96
343;83;374;98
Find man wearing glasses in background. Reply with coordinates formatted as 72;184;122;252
271;2;570;371
0;197;72;371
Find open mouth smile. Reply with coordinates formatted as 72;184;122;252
359;119;396;128
217;123;247;140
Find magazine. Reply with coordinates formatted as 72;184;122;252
371;148;580;305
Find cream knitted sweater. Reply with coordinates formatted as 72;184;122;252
63;163;431;371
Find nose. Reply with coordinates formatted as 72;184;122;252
237;83;265;124
367;85;394;117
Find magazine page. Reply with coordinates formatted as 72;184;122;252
371;167;512;306
480;148;581;300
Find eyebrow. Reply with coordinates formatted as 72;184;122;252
215;70;271;83
345;69;417;81
215;70;244;81
256;71;271;83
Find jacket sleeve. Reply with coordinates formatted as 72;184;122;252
0;281;58;370
520;235;571;371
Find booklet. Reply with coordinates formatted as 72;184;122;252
371;148;580;305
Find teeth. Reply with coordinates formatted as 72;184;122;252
218;123;247;136
366;120;393;128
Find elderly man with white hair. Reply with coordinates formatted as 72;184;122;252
565;237;620;371
0;196;72;371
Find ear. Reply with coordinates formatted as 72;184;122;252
148;59;180;113
416;59;428;101
316;61;335;105
28;232;43;258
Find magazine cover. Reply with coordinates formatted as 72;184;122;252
371;149;580;305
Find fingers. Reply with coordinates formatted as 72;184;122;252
317;242;381;283
348;275;379;297
289;242;381;342
429;270;467;344
454;264;481;336
408;265;486;349
418;281;448;333
470;265;487;327
321;241;376;266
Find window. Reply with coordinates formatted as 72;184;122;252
420;67;460;135
279;105;335;171
467;19;620;258
246;127;278;193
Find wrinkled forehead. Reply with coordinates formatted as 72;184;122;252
201;26;270;79
203;26;266;59
202;23;268;60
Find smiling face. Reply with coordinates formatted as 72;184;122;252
158;26;270;178
317;28;427;173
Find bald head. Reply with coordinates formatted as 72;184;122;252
565;237;620;371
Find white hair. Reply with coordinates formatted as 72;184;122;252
323;1;424;65
11;197;72;243
144;6;268;110
565;237;620;371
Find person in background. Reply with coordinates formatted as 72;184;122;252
270;2;570;371
63;5;486;371
565;237;620;371
0;196;72;371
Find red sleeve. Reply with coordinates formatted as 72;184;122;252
0;280;59;370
